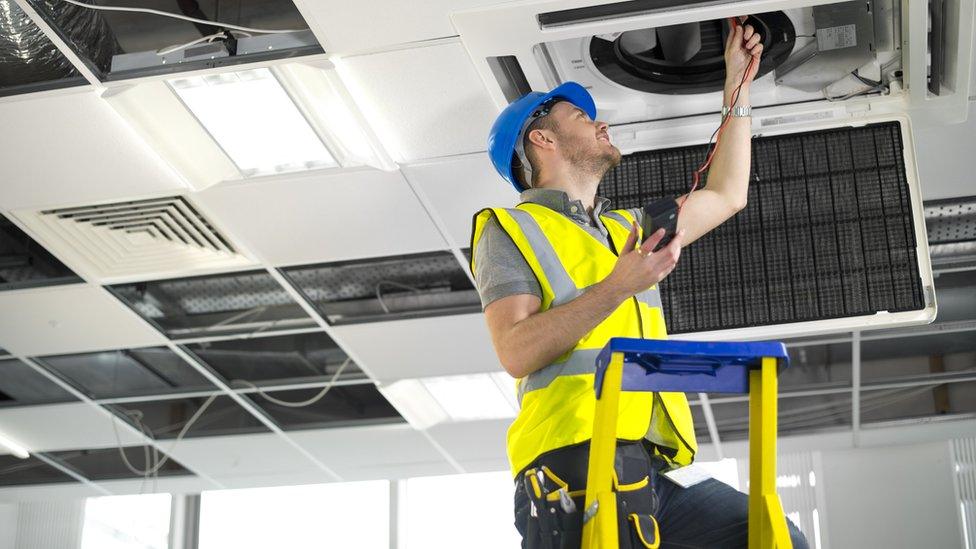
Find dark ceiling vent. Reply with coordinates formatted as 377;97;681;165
600;120;926;334
110;269;316;340
0;214;81;291
0;358;76;407
281;251;481;325
36;347;215;401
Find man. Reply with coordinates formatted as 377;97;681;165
471;20;809;549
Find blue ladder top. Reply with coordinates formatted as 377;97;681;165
594;338;790;397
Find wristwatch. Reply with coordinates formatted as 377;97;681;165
721;105;752;117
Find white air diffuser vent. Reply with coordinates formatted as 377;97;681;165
15;196;254;283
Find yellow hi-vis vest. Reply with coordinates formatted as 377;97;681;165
471;202;698;477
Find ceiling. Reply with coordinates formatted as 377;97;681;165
0;0;974;499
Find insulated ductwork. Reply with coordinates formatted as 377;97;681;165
0;0;118;88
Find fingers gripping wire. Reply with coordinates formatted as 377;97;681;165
678;18;758;212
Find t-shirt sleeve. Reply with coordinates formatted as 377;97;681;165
472;216;542;309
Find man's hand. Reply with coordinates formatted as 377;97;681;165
725;18;763;87
604;224;685;300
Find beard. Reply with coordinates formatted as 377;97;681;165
562;133;622;180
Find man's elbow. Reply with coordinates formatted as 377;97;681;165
498;351;531;379
728;195;747;215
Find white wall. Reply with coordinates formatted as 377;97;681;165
0;503;17;549
14;500;84;549
819;441;962;549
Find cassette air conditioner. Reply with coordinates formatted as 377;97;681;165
454;0;976;339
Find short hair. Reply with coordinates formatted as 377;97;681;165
513;109;561;189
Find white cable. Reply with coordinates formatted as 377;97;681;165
232;358;352;408
57;0;308;34
375;281;424;314
157;32;225;55
111;393;220;477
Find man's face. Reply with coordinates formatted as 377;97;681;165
546;100;621;176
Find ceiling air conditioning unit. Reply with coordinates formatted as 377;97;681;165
454;0;976;340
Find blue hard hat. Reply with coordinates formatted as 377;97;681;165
487;81;597;192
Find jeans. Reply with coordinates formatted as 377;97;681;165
514;442;809;549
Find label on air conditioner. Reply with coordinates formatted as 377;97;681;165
817;24;857;51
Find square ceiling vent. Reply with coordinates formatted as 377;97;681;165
13;196;254;283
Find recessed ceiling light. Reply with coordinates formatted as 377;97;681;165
380;372;517;429
169;68;337;177
0;429;29;459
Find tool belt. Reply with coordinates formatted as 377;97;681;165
515;440;661;549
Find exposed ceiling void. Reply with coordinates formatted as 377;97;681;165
0;214;81;291
43;446;191;481
0;454;75;487
0;0;87;96
184;331;366;388
240;384;404;432
24;0;321;82
108;395;269;439
0;358;77;407
109;269;316;340
34;346;215;400
281;251;481;325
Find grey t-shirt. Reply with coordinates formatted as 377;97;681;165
473;188;644;309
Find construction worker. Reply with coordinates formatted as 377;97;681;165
471;20;809;549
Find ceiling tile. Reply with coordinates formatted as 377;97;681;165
290;424;452;480
194;169;446;266
163;432;324;487
914;101;976;200
427;419;511;473
295;0;502;53
0;285;166;357
331;313;499;383
0;403;143;454
402;153;519;247
0;89;186;211
339;41;497;161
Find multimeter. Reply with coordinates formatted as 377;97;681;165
641;198;679;252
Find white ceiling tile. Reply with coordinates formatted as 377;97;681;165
290;424;452;480
164;433;324;487
294;0;503;53
331;313;499;383
0;483;101;502
0;285;166;357
428;419;511;473
339;41;497;162
0;89;186;211
194;168;447;266
915;100;976;200
0;403;142;454
403;153;519;247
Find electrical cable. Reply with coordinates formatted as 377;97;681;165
110;393;220;477
678;18;758;212
231;357;352;408
156;29;251;55
56;0;308;34
375;281;424;314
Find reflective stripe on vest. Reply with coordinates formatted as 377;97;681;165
471;203;698;476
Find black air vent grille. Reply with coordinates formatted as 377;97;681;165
600;121;925;334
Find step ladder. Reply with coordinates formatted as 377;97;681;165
581;337;793;549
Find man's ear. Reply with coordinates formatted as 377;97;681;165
527;128;556;151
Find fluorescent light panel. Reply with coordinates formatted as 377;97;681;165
381;372;518;430
169;68;336;177
0;430;29;459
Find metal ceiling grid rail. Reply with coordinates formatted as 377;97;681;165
600;121;925;335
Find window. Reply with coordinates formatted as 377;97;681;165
199;481;389;549
81;494;171;549
400;471;521;549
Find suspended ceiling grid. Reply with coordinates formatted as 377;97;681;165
0;0;974;498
